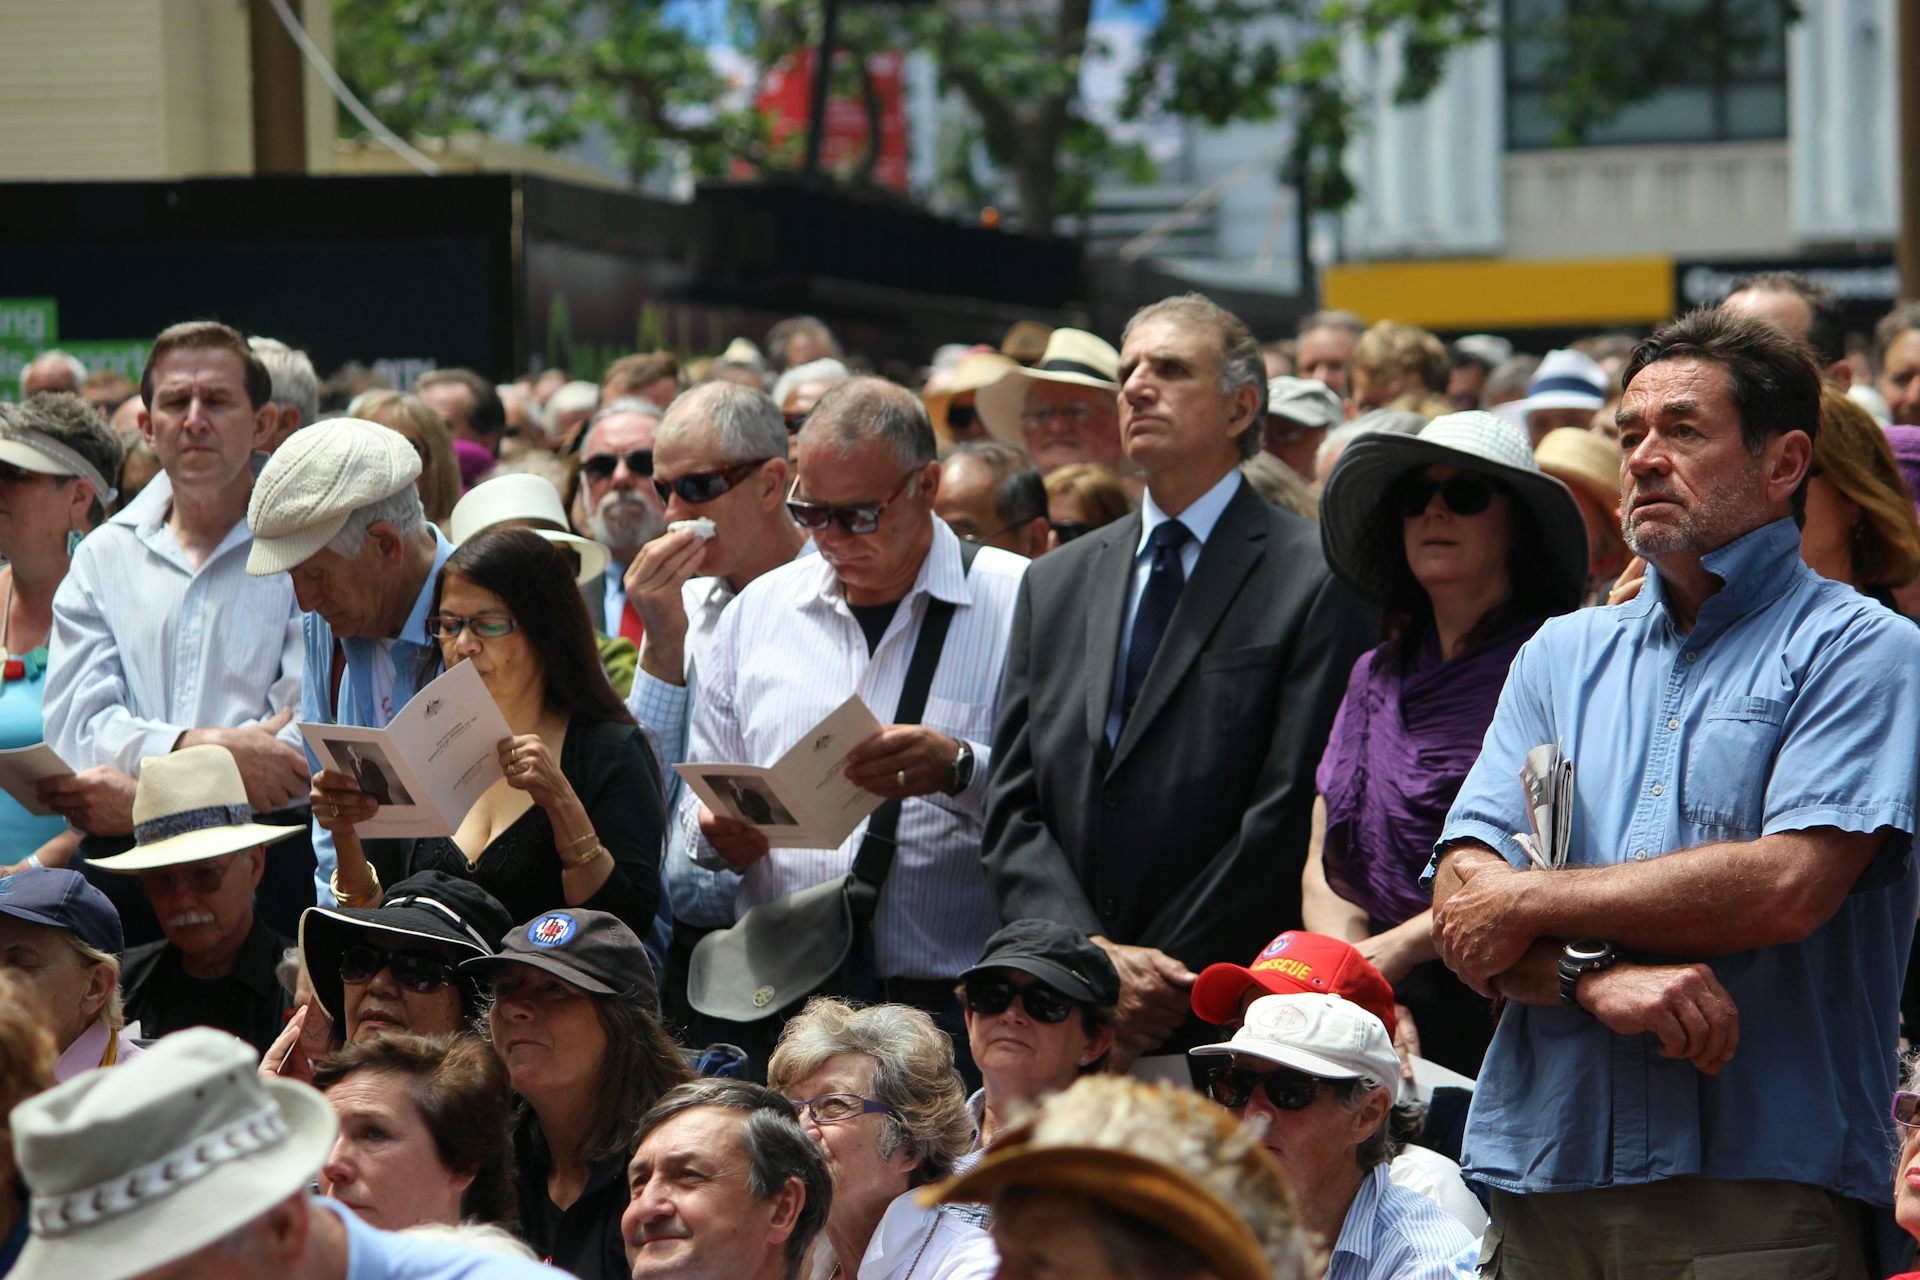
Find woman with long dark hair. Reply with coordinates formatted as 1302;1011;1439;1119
1306;412;1587;1075
317;527;664;938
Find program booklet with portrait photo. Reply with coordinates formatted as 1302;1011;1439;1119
675;695;885;849
298;660;514;839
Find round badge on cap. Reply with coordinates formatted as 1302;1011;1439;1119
528;912;577;948
1256;934;1293;961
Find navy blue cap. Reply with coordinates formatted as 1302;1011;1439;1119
0;868;125;956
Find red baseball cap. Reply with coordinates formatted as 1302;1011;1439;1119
1190;930;1397;1036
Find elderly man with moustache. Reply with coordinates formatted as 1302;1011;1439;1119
576;397;671;645
621;382;811;1008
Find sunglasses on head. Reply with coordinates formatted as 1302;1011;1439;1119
1394;472;1499;518
962;975;1079;1024
786;470;916;536
581;449;655;483
338;943;456;993
137;855;236;896
652;458;770;506
1205;1063;1325;1111
1894;1091;1920;1129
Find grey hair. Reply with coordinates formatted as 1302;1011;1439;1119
583;396;666;455
658;381;789;464
248;337;319;425
948;440;1046;524
20;349;86;397
545;380;601;422
798;377;936;472
766;997;974;1187
7;393;124;527
274;945;302;994
1121;293;1266;461
326;485;426;557
1297;309;1367;340
770;358;852;411
634;1079;833;1280
1329;1076;1397;1171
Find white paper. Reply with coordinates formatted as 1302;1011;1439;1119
298;661;514;838
0;743;75;817
675;695;885;849
1515;743;1575;870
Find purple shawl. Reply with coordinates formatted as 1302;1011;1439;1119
1315;621;1536;925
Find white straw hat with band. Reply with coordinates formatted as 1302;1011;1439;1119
10;1027;336;1280
88;744;299;872
975;328;1121;449
449;472;610;585
0;416;118;507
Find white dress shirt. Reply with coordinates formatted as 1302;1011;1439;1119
46;489;304;776
685;520;1024;979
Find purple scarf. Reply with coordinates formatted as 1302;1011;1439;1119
1316;621;1536;925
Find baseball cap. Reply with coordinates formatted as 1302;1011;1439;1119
1190;930;1395;1035
460;908;657;1010
0;868;124;956
1190;992;1397;1085
1264;377;1344;432
961;919;1120;1007
246;418;423;576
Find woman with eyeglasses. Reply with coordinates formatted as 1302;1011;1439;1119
1309;412;1587;1076
462;909;691;1280
271;871;512;1083
315;527;665;940
767;997;997;1280
952;921;1117;1166
1890;1071;1920;1277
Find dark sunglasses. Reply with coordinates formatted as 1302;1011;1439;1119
1395;473;1498;518
946;404;978;431
581;449;655;483
1894;1090;1920;1129
653;458;770;506
786;470;916;536
137;855;236;896
1050;520;1094;543
784;411;809;434
338;943;456;993
962;975;1079;1024
1205;1063;1324;1111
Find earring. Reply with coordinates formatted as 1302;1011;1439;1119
66;529;83;556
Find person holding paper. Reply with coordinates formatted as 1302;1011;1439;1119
1304;411;1586;1075
0;395;121;875
314;528;664;940
1428;309;1920;1275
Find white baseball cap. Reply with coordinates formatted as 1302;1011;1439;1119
1189;992;1398;1085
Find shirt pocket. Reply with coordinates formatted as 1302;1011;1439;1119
1681;695;1789;834
922;695;992;744
1199;642;1282;675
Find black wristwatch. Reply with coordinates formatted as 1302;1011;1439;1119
942;740;975;796
1558;939;1617;1010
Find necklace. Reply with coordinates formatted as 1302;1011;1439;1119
831;1209;940;1280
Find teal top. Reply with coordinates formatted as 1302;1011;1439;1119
0;648;65;858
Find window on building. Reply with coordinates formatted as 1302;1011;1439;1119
1505;0;1788;149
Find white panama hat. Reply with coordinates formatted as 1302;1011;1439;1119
975;328;1121;450
88;744;299;872
449;471;610;585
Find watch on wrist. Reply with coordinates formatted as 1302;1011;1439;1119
1558;938;1617;1010
942;740;975;797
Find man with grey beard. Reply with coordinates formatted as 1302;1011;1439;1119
574;397;669;643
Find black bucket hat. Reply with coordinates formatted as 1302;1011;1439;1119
298;871;513;1023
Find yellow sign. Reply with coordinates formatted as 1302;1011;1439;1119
1324;256;1675;330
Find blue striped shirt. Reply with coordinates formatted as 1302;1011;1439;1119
684;519;1024;979
1329;1164;1479;1280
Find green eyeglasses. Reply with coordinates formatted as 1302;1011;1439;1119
427;613;518;640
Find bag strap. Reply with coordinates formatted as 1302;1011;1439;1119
846;539;978;921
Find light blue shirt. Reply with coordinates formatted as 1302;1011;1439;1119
301;526;456;904
1104;467;1243;745
1434;518;1920;1204
317;1197;555;1278
602;562;628;634
1328;1164;1479;1280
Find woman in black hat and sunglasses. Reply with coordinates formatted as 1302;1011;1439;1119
1307;410;1586;1076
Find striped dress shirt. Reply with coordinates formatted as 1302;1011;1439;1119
46;488;304;776
1328;1164;1479;1280
685;519;1025;979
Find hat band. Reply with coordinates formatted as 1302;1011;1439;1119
0;422;118;507
134;803;256;847
1036;357;1116;383
32;1103;288;1238
382;894;493;952
1527;375;1604;399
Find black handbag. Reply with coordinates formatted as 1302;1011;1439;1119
687;542;976;1022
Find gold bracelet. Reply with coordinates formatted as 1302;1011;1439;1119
330;863;382;908
560;832;600;860
560;841;608;870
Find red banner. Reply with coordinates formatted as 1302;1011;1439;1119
751;49;909;192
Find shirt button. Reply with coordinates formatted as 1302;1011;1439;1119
1101;788;1119;810
1684;651;1698;663
1667;718;1679;731
1633;849;1648;860
1651;783;1664;797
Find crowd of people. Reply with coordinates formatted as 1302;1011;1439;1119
1;270;1920;1279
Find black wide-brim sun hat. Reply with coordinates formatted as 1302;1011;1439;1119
1320;409;1590;612
298;871;513;1024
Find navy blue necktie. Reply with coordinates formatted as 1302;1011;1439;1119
1122;519;1192;722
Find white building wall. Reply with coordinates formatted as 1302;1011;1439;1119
1788;0;1898;244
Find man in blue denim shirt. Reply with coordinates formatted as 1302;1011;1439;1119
1427;309;1920;1278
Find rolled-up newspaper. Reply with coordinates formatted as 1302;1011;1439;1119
1514;743;1574;870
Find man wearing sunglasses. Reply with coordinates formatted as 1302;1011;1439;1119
1191;993;1477;1278
686;377;1027;1044
984;294;1372;1077
573;398;669;647
621;383;811;1018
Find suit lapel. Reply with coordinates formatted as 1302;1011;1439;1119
1084;514;1141;753
1108;483;1267;774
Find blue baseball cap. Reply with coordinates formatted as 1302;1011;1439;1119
0;868;124;956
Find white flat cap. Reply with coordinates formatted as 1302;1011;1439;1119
246;418;422;576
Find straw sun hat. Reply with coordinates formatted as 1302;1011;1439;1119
974;328;1120;449
450;471;610;585
88;745;299;873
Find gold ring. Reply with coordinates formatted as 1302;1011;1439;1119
330;803;340;818
896;769;907;788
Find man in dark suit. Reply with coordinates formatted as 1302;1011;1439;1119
984;293;1373;1072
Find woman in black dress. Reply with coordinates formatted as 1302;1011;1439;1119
317;527;663;939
